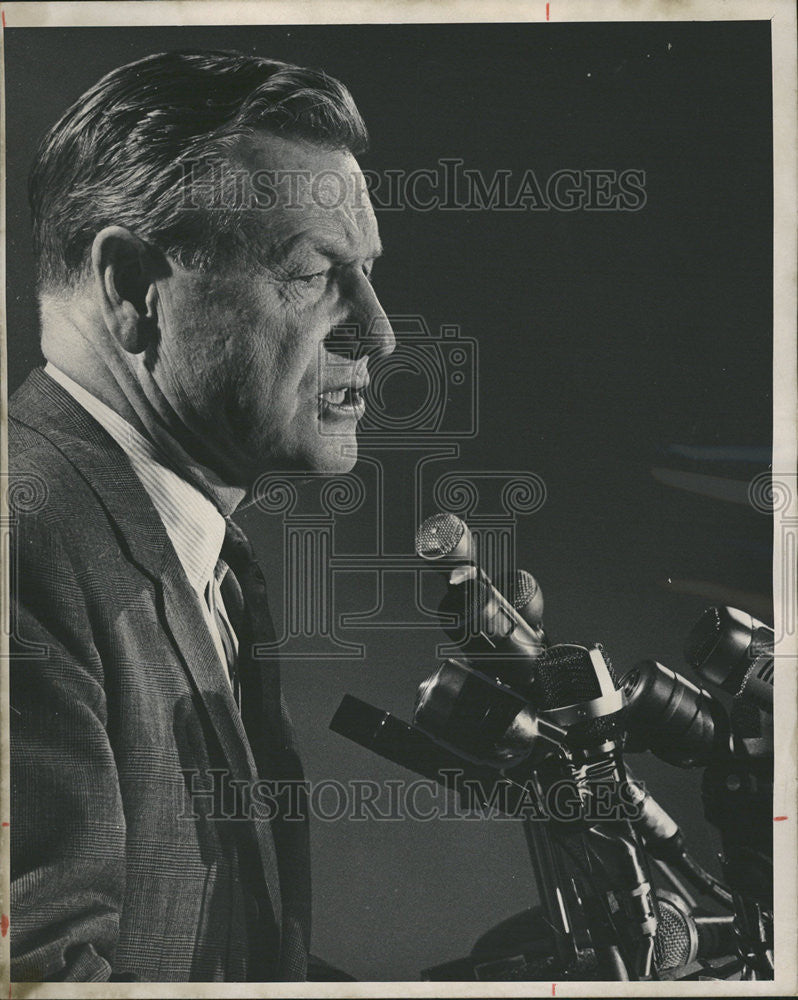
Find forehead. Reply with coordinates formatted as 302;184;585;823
233;131;381;263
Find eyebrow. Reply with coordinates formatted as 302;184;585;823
276;231;383;266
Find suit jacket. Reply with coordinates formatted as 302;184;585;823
8;368;310;982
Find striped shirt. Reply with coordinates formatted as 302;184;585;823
44;363;240;684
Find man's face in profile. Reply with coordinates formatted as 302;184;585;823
154;132;394;487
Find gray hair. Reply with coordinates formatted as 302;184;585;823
29;49;369;290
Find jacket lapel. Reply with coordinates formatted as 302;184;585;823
11;368;284;929
159;545;283;931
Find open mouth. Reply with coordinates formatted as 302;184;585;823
318;385;367;419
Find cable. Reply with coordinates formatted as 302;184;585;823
675;852;734;910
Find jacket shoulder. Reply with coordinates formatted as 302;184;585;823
7;414;144;598
9;413;107;530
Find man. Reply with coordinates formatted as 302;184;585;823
8;50;394;982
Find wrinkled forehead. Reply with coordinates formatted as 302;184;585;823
231;131;380;264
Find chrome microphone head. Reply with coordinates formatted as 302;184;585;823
415;512;474;563
500;568;545;630
653;892;699;970
437;573;546;691
532;643;625;750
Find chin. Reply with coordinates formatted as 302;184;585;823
304;424;359;474
312;442;358;474
258;440;358;477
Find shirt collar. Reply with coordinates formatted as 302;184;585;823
45;363;232;594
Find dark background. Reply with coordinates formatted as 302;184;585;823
5;22;773;980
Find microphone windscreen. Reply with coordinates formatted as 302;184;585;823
416;512;470;560
532;644;624;747
653;893;698;970
500;569;545;629
533;645;609;709
415;512;465;559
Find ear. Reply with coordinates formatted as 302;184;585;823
91;226;160;354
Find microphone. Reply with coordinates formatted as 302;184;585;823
619;660;733;767
499;567;549;651
416;513;546;692
529;642;628;832
437;574;547;687
413;658;566;768
653;892;735;971
685;606;773;710
330;693;528;813
532;643;625;751
500;568;545;631
416;516;588;971
423;898;734;979
415;511;475;564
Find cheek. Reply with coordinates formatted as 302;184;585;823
202;295;284;383
167;277;327;407
268;314;327;397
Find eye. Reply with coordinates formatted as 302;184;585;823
291;271;328;284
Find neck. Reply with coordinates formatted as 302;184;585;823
40;295;246;516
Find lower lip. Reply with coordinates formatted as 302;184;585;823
318;391;366;421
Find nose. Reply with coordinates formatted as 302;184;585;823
342;272;396;362
364;305;396;361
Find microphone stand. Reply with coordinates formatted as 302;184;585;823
330;696;621;977
580;821;659;979
521;818;577;968
516;745;658;980
702;755;774;978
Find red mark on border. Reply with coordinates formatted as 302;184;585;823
1;914;9;937
546;2;550;20
1;11;6;29
551;985;556;997
1;822;8;827
774;815;788;821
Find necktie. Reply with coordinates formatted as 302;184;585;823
206;565;240;704
219;518;284;758
220;518;311;980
